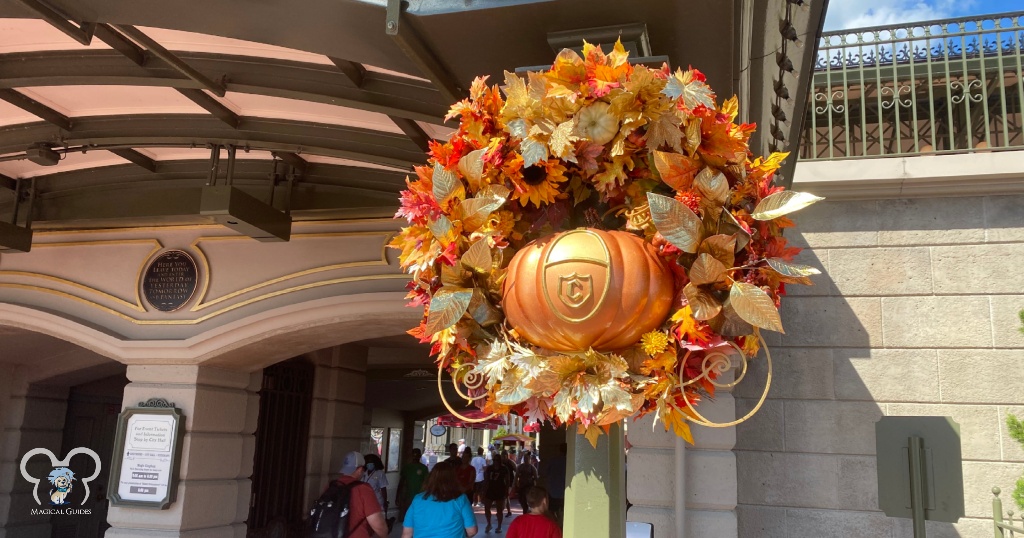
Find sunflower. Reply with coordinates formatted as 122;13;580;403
504;155;568;208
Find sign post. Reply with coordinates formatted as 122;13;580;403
108;398;185;509
875;416;965;537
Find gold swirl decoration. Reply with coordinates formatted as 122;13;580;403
677;332;772;428
437;363;497;423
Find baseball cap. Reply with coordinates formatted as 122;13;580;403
340;451;365;475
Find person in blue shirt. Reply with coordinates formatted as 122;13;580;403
402;461;478;538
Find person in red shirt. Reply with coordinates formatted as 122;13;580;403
332;451;390;538
506;486;562;538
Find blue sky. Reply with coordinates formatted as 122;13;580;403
824;0;1023;30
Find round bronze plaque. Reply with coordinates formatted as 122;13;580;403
141;250;198;312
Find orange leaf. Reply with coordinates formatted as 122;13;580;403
653;151;701;191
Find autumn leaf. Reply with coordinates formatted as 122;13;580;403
663;68;716;111
653;151;701;191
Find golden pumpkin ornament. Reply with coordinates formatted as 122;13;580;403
502;228;674;352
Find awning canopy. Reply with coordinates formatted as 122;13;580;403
436;410;505;430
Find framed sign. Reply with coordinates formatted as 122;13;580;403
141;250;199;312
429;424;447;437
107;399;185;509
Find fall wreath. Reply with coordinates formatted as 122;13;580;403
390;42;823;444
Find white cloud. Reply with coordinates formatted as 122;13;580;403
823;0;977;30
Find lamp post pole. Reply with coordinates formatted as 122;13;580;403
564;423;627;538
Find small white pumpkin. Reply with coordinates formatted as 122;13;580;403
575;102;619;145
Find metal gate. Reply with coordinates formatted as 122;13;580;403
248;358;314;536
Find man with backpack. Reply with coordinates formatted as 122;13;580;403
308;451;389;538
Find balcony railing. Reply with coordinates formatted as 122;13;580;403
799;12;1024;160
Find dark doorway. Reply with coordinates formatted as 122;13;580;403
52;374;128;538
248;358;314;537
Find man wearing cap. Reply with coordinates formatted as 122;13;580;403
333;451;389;538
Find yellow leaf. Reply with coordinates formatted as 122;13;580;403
752;191;825;220
647;193;703;253
461;239;493;273
431;163;464;206
583;424;603;448
688;253;728;286
424;288;473;334
729;282;784;333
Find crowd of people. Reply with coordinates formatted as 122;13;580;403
312;441;568;538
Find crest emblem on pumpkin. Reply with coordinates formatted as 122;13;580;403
557;273;592;309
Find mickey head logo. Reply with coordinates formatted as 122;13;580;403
19;447;101;506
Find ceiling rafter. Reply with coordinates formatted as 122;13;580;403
0;89;72;131
108;24;227;97
176;88;240;128
0;114;426;169
107;148;157;172
11;0;94;46
387;115;432;152
93;23;147;66
0;51;449;123
328;57;367;88
270;151;308;172
385;0;465;105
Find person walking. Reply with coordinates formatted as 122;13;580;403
505;487;562;538
514;452;538;514
483;452;512;533
397;448;428;521
502;451;517;517
362;453;395;533
471;447;487;507
316;451;389;538
402;461;478;538
457;450;476;505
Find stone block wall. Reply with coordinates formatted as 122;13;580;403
734;194;1024;538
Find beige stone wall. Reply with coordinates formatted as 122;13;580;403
303;345;367;510
735;194;1024;538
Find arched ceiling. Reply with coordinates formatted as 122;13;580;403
0;0;828;231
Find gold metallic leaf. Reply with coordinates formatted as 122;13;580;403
684;118;701;155
553;389;574;422
647;192;703;253
526;369;561;396
729;282;784;333
548;355;585;380
496;369;532;405
766;258;821;278
461;239;493;273
663;68;716;110
520;136;549;168
698;234;737;269
427;215;457;246
707;298;754;337
458;148;486;186
431;162;463;206
683;282;722;320
424;287;472;334
652;150;700;191
440;263;470;287
459;184;510;232
688;253;728;286
582;424;602;448
468;287;503;327
752;191;825;220
718;211;751;252
549;119;578;161
507;118;528;139
694;168;729;205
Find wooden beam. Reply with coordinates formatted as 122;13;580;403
108;148;157;172
388;115;431;152
176;88;239;128
0;89;72;130
328;57;367;88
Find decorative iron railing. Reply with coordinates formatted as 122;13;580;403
994;487;1024;537
799;12;1024;160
